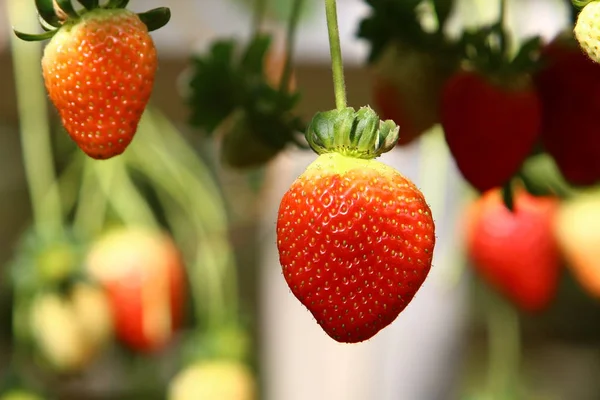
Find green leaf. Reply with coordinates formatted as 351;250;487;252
510;35;542;72
357;0;433;63
105;0;129;9
240;34;272;75
77;0;99;10
137;7;171;32
55;0;80;19
13;29;57;42
35;0;61;27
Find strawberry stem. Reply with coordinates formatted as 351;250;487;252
73;156;111;238
324;0;347;110
8;0;64;240
278;0;304;95
485;290;522;398
252;0;267;36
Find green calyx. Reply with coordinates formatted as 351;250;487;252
573;0;596;9
306;106;399;159
13;0;171;42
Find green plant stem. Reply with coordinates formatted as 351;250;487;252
94;157;160;230
8;0;63;240
485;290;522;399
128;110;238;331
252;0;267;36
73;156;111;238
278;0;304;95
324;0;347;110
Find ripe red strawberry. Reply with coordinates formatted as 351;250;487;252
14;2;171;159
465;188;560;312
441;71;542;192
533;33;600;186
277;107;435;343
86;228;186;352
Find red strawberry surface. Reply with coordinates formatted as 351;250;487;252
42;9;158;159
533;34;600;186
86;228;186;352
441;71;542;192
277;152;435;343
465;189;560;312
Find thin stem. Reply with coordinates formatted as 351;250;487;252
252;0;267;36
8;0;63;240
278;0;304;95
73;157;111;238
94;158;160;230
485;290;522;399
324;0;347;110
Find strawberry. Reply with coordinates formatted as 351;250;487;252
441;70;542;192
168;360;256;400
554;190;600;298
14;1;171;159
85;228;186;352
465;188;560;312
574;0;600;64
371;43;455;146
533;33;600;186
277;107;435;343
29;283;113;372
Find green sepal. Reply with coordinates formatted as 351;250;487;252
35;0;61;27
357;0;427;63
573;0;594;9
54;0;80;19
77;0;99;10
306;106;399;159
106;0;130;9
38;15;58;31
501;180;515;212
137;7;171;32
13;29;57;42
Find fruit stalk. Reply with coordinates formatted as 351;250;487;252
485;290;522;398
7;0;63;239
278;0;304;95
252;0;268;36
324;0;347;110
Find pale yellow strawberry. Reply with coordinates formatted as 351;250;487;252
555;189;600;297
574;1;600;63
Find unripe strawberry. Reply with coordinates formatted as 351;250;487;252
574;1;600;64
277;107;435;343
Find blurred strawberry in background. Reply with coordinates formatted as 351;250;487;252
465;188;561;312
28;283;113;372
86;228;187;353
534;32;600;186
168;359;256;400
555;189;600;300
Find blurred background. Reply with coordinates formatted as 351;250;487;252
2;0;600;399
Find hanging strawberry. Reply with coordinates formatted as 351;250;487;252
13;0;171;159
465;188;561;312
440;14;543;192
185;35;304;168
555;189;600;299
359;0;459;145
276;0;435;344
168;360;256;400
85;227;186;353
533;32;600;186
